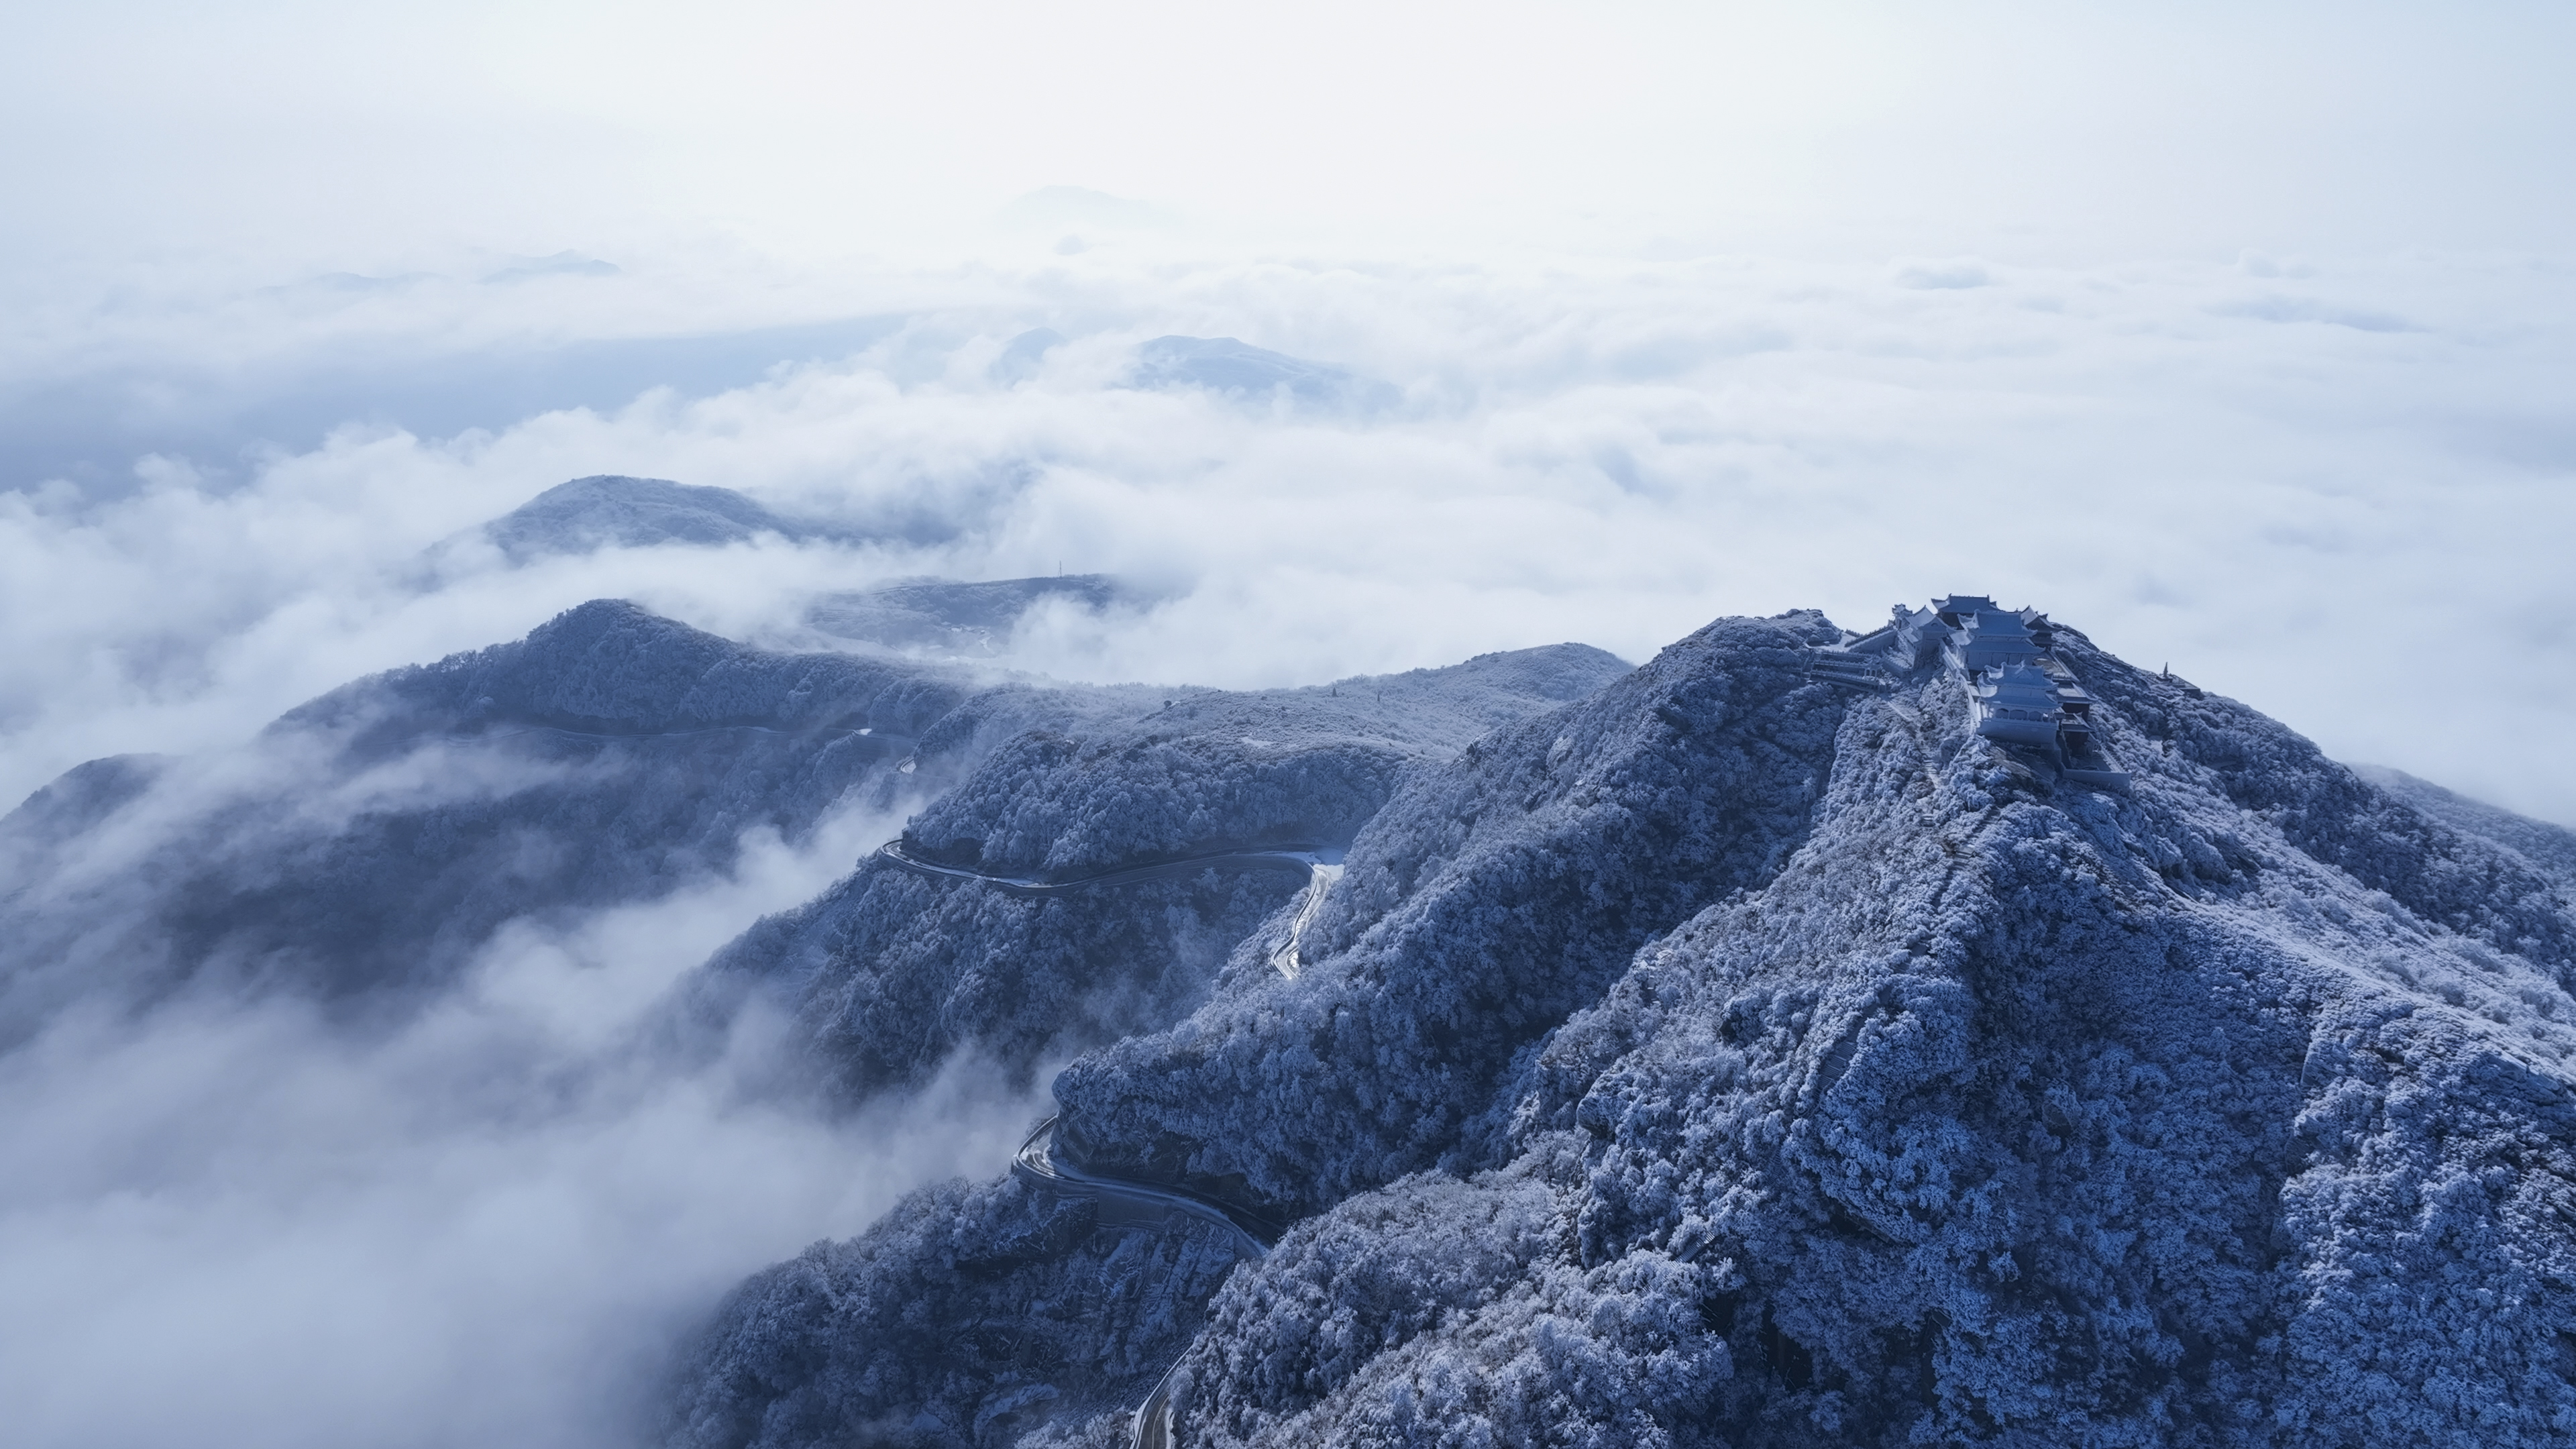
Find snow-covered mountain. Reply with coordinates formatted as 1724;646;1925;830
667;608;2576;1448
480;475;833;560
9;594;2573;1447
670;639;1629;1106
0;594;1615;1067
0;599;1120;1027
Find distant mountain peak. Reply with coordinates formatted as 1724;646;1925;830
481;474;814;561
1133;335;1399;412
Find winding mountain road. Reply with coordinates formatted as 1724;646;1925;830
875;840;1334;896
1012;1116;1277;1261
1011;1117;1279;1449
1268;862;1344;979
918;845;1338;1444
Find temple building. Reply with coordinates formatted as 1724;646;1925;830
1968;663;2066;746
1818;594;2131;791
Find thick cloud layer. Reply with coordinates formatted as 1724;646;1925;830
0;800;1053;1449
5;250;2571;825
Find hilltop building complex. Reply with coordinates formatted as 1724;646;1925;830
1816;594;2131;790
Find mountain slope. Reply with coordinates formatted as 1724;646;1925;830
671;608;2576;1448
0;600;1140;1027
669;642;1634;1106
1162;629;2576;1446
1049;612;1849;1217
2352;762;2576;896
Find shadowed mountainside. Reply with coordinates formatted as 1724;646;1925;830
0;600;1145;1029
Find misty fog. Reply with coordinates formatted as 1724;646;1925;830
0;798;1049;1448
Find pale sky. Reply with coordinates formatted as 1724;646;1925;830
8;2;2573;271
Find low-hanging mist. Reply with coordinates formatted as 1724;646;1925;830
0;799;1050;1449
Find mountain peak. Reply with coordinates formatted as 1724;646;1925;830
482;474;812;561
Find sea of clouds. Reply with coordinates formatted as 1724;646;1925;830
0;790;1061;1448
5;4;2573;1446
5;239;2573;1449
7;248;2571;822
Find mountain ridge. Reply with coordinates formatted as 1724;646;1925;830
0;599;1139;1024
669;604;2576;1448
8;592;2571;1445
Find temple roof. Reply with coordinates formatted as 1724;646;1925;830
1977;663;2063;711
